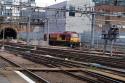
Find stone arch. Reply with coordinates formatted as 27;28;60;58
0;27;17;39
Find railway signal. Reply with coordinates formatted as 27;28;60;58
102;25;119;56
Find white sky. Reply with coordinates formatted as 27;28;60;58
35;0;66;7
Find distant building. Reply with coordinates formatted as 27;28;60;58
94;0;125;45
45;0;125;45
45;0;94;33
44;0;95;43
0;0;46;41
0;0;44;24
0;0;36;17
94;0;125;31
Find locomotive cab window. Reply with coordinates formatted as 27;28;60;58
71;34;79;37
61;34;66;40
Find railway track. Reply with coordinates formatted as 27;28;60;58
0;54;50;83
36;46;125;57
32;47;125;69
0;52;91;83
3;42;125;59
3;44;125;72
3;45;125;83
4;42;125;57
5;44;125;69
0;57;16;71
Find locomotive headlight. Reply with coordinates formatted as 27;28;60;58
70;38;79;42
70;38;74;42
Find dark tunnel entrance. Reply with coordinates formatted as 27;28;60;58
0;28;17;39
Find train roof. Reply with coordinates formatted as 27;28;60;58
46;31;78;35
63;31;78;34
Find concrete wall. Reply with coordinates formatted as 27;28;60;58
44;1;67;33
65;14;92;33
66;0;95;33
46;0;95;33
19;25;44;41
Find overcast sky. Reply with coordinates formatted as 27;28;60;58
35;0;66;7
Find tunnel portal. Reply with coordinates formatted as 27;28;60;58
0;28;17;39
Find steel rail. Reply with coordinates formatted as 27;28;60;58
5;49;101;83
0;54;50;83
5;47;125;83
5;45;125;72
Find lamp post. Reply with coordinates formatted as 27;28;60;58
90;13;95;48
1;27;5;50
43;18;49;46
27;15;31;45
47;18;49;46
1;16;11;50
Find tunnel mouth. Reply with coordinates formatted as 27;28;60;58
0;28;17;39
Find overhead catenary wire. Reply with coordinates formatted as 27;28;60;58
0;1;124;48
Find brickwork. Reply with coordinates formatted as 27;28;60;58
95;5;125;32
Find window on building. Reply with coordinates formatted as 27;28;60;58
69;6;75;16
63;6;66;17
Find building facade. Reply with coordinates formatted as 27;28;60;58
94;0;125;45
66;0;94;33
0;0;46;42
45;0;95;43
94;0;125;27
45;0;125;45
0;0;35;16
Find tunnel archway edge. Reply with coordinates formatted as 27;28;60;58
0;27;18;39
